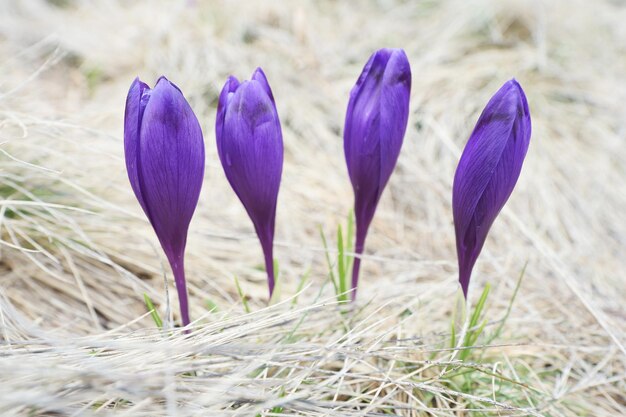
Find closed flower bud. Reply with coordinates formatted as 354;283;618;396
124;76;205;326
344;48;411;300
453;79;531;298
216;68;283;298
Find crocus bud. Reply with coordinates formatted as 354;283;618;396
124;76;205;326
344;48;411;300
453;79;531;298
216;68;283;298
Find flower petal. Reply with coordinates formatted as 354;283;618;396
453;79;531;297
216;76;240;140
216;69;283;296
344;48;411;229
251;67;275;104
378;49;411;195
344;49;391;190
138;77;205;257
124;77;151;215
343;48;412;299
217;78;283;237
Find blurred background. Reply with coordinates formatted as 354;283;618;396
0;0;624;414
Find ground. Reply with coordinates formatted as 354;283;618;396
0;0;624;416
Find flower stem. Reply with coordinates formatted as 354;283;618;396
170;256;190;327
264;243;275;299
350;224;368;301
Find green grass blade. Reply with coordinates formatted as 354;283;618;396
461;283;490;360
346;210;355;278
269;258;281;305
488;261;528;344
471;282;491;328
319;226;339;295
205;299;219;313
337;224;347;302
273;258;280;284
346;210;354;250
450;316;457;349
292;268;310;306
143;293;163;329
469;318;488;346
234;276;251;314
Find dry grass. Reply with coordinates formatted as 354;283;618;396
0;0;625;415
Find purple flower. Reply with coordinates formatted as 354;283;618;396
344;48;411;300
453;79;531;298
124;76;205;326
216;68;283;298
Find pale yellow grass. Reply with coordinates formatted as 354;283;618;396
0;0;624;416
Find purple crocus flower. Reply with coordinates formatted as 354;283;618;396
344;48;411;300
124;76;205;326
453;79;531;298
216;68;283;298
